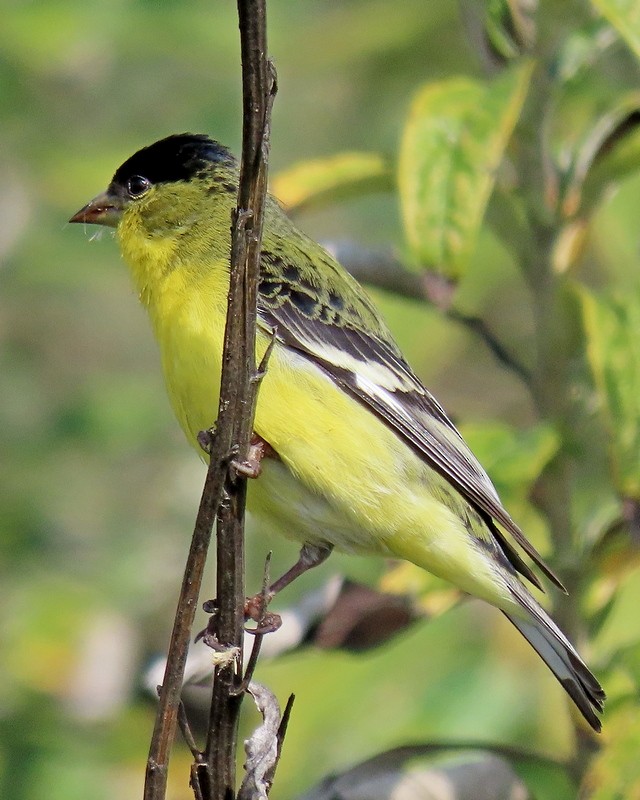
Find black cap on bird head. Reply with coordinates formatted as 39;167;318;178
112;133;237;187
70;134;237;226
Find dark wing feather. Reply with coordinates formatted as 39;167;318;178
257;291;565;593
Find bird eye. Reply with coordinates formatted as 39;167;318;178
126;175;151;198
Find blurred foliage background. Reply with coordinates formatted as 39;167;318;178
2;1;640;798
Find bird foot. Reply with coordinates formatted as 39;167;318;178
230;433;278;479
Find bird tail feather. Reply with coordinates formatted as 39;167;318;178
503;591;605;732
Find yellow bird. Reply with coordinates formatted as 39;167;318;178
71;133;604;730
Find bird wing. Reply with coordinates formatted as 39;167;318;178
256;245;564;592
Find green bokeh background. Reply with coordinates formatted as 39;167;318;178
2;2;640;798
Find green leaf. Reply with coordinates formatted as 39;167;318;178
544;18;640;244
561;93;640;219
484;0;537;62
546;88;640;271
581;104;640;214
459;420;559;497
455;421;560;557
545;18;640;222
398;62;532;280
271;152;393;213
592;0;640;61
580;286;640;499
552;19;618;84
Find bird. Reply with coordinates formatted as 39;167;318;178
70;133;604;731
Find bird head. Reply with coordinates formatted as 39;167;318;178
70;134;241;294
69;133;238;233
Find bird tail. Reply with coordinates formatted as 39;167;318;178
503;590;605;732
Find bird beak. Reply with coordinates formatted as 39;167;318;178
69;190;124;228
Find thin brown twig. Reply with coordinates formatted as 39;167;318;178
234;553;273;695
190;765;207;800
143;431;229;800
178;701;203;761
199;2;277;798
446;307;531;384
144;2;275;798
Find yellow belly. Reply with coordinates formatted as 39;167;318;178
149;280;512;610
157;295;406;554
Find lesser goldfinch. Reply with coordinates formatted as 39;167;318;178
70;133;604;730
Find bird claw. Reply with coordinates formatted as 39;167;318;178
244;612;282;636
244;590;273;621
230;434;278;480
197;427;217;455
243;588;282;635
231;456;262;479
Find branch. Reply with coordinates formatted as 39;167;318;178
143;3;275;799
143;438;229;800
201;0;276;796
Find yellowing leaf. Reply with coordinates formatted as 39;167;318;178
380;561;460;618
398;62;532;279
271;152;393;213
585;702;640;799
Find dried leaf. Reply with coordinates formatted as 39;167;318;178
238;682;282;800
312;579;420;652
